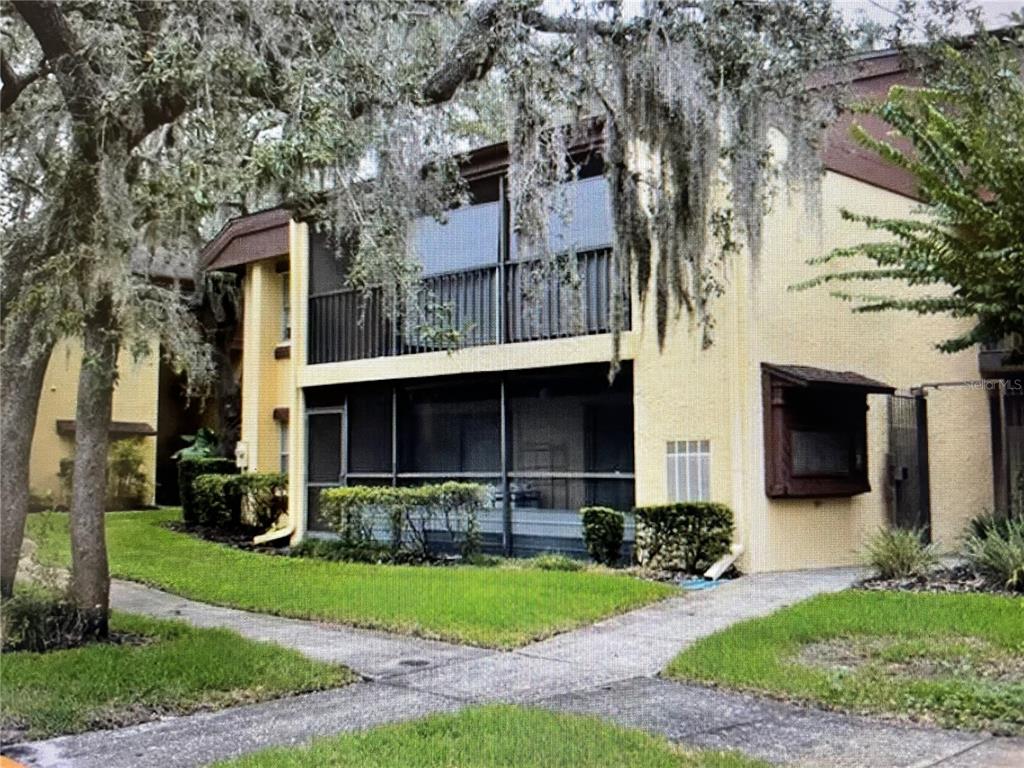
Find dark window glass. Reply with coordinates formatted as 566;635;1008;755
791;430;852;476
307;412;342;483
508;365;632;473
347;390;392;473
309;230;349;295
398;382;500;473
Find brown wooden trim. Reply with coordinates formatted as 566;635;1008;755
201;208;290;271
762;365;877;499
274;343;291;360
272;407;290;424
56;419;157;437
275;260;290;274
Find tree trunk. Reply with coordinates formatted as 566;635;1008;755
68;295;119;636
0;333;55;597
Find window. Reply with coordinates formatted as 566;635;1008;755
667;440;711;502
762;363;893;498
280;271;291;341
279;421;289;473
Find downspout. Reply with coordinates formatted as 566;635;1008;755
253;516;295;545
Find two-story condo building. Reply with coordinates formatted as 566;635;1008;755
200;54;1021;572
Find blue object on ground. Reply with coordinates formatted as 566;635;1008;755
679;577;726;591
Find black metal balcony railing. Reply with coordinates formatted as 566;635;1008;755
308;249;629;364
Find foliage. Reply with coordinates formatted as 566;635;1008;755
57;438;150;510
214;705;770;768
966;510;1020;542
527;553;585;572
192;472;287;531
580;506;625;566
962;516;1024;593
1;590;92;653
1;610;354;740
319;483;485;560
289;538;394;565
192;474;242;529
798;31;1024;357
106;439;151;510
633;503;734;573
177;457;238;525
28;510;673;649
172;428;221;460
861;527;939;579
666;590;1024;735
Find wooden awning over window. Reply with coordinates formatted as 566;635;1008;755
272;407;289;424
56;420;157;437
761;364;894;394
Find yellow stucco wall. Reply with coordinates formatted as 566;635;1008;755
274;169;992;570
29;338;160;505
239;256;293;474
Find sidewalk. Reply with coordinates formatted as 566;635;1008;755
8;568;1022;768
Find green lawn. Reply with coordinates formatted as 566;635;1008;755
1;612;354;740
27;510;673;649
214;705;768;768
665;590;1024;734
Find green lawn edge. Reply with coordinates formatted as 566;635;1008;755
664;590;1024;735
26;509;674;649
213;705;769;768
1;611;355;740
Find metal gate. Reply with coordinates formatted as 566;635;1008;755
888;393;932;538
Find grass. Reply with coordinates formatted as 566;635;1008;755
0;612;354;740
27;510;673;649
214;705;769;768
665;590;1024;734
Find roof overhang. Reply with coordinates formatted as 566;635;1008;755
762;363;895;394
56;420;158;438
201;208;291;272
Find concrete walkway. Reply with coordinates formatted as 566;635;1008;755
7;569;1023;768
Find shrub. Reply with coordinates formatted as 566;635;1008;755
963;516;1024;592
580;506;625;565
529;553;585;571
966;510;1019;542
633;502;734;573
178;457;237;524
191;472;288;531
192;474;242;528
862;527;939;579
1;592;93;653
58;439;151;510
319;483;485;559
106;439;150;510
289;538;393;563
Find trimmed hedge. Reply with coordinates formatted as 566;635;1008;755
192;472;288;530
580;507;625;565
319;483;485;559
178;457;237;524
633;502;734;574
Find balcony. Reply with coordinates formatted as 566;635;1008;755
307;175;630;365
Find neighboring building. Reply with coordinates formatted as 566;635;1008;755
200;53;1019;571
28;251;209;509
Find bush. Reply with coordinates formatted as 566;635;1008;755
178;457;237;524
963;516;1024;592
191;472;288;531
1;592;93;653
529;553;585;571
289;538;393;564
633;502;734;573
966;510;1019;542
57;438;151;510
319;483;485;560
862;527;939;579
192;474;242;528
580;507;625;566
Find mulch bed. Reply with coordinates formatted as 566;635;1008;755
858;564;1021;597
164;521;285;554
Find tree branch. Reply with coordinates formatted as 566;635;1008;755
0;51;48;112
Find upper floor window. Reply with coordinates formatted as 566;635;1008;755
762;363;893;498
281;271;291;342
